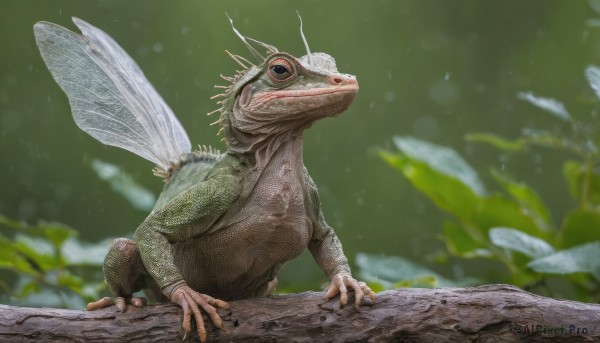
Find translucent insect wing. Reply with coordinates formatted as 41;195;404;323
33;18;191;170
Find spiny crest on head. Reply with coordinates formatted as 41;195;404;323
225;12;278;64
208;13;316;139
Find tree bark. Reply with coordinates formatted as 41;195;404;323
0;284;598;342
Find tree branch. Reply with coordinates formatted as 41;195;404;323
1;284;598;342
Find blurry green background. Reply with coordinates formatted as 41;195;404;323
2;0;600;293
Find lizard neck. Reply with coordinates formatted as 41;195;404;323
224;102;310;170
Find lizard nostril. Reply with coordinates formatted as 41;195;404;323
328;74;359;88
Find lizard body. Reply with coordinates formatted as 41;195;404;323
33;17;374;341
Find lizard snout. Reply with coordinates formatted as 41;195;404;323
328;74;359;89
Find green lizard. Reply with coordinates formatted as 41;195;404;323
34;16;375;341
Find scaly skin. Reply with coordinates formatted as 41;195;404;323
86;51;376;341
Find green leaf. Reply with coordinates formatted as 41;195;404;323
564;160;582;200
563;160;600;207
393;275;438;288
443;220;491;258
61;237;112;266
561;209;600;248
465;133;526;152
355;253;477;289
517;91;571;122
585;64;600;101
521;129;589;154
0;215;25;230
528;241;600;281
91;159;156;212
476;195;545;237
491;170;552;231
18;280;41;297
0;234;17;269
0;235;41;275
379;150;479;222
489;227;555;259
12;234;61;271
392;136;486;195
58;271;85;290
39;222;77;250
364;281;386;293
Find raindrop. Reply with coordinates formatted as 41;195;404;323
384;91;396;102
444;72;450;80
475;83;486;94
181;26;191;35
429;80;460;106
152;42;164;53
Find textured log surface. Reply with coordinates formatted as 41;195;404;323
0;284;599;342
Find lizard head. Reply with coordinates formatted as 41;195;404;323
210;16;358;156
236;52;358;122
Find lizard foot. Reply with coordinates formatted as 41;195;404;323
86;296;147;312
325;273;377;310
171;285;230;342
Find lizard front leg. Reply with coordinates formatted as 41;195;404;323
306;171;376;309
309;226;376;310
136;221;230;342
135;173;242;342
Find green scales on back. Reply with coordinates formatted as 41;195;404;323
34;16;375;342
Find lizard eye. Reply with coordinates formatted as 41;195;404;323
268;58;295;83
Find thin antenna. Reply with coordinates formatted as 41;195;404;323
296;11;313;66
246;37;278;54
225;12;265;62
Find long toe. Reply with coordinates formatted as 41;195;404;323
86;297;114;311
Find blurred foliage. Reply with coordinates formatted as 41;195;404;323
374;65;600;302
90;159;156;212
355;253;478;292
0;159;159;308
0;214;108;309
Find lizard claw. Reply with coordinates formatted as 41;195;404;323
325;273;376;310
115;296;147;312
171;285;229;342
86;296;147;312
